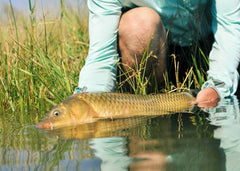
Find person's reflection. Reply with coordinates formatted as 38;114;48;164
128;136;169;171
87;118;170;171
89;137;132;171
89;136;170;171
206;96;240;171
128;115;226;171
87;113;227;171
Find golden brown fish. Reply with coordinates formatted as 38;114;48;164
37;92;195;129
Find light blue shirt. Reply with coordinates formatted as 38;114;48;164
78;0;240;98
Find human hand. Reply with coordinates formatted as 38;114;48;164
195;87;220;107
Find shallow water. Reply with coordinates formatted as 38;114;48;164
0;96;239;171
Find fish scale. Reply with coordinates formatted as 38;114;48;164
75;92;195;118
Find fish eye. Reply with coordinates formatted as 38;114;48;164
53;110;60;117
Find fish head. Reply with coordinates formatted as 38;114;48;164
37;95;94;129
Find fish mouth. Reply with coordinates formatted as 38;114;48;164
36;122;54;129
36;121;73;130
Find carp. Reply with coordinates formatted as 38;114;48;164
37;92;195;129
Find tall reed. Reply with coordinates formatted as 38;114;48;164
0;1;89;114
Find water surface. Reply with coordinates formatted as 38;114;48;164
0;96;239;170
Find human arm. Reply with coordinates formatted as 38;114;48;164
197;0;240;106
78;0;122;92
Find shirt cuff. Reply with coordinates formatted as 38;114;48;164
201;79;230;100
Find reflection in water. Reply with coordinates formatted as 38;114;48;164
90;137;132;171
41;116;153;170
44;116;153;139
128;115;226;171
207;96;240;171
0;97;239;170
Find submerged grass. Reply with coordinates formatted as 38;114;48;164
0;0;209;115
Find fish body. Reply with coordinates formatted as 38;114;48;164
37;92;195;129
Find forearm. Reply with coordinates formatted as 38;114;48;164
202;0;240;98
78;0;122;92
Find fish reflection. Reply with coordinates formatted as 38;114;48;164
39;115;169;170
43;116;155;140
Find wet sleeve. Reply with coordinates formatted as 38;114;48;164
78;0;122;92
202;0;240;98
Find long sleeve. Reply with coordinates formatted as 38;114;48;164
202;0;240;98
78;0;122;92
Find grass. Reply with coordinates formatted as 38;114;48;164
116;43;209;95
0;0;209;116
0;0;89;115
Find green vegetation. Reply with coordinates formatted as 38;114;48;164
0;0;209;115
0;1;89;115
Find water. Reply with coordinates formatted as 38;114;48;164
0;96;239;171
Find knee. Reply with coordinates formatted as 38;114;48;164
119;7;161;43
118;7;167;71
